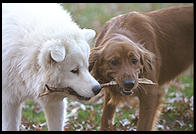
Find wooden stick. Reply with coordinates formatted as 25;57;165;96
38;78;157;97
138;78;157;85
38;85;69;97
100;81;118;87
100;78;157;87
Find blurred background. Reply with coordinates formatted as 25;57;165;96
20;3;193;131
62;3;191;42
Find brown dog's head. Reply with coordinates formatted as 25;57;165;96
89;34;154;95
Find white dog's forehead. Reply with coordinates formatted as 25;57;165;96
70;53;87;67
65;37;90;53
65;45;89;68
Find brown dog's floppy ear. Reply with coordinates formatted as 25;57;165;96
138;45;154;73
89;46;103;77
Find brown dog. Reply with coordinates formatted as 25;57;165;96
89;5;193;131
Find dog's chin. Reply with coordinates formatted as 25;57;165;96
67;87;91;101
116;85;134;96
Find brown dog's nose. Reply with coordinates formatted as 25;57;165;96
92;85;102;95
122;79;135;89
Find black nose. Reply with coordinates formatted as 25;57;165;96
92;85;102;95
122;79;135;89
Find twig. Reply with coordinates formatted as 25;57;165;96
138;78;157;85
100;81;118;87
38;85;69;97
100;78;157;87
38;78;157;97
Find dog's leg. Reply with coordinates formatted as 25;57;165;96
39;96;65;131
101;89;119;130
137;85;163;131
2;101;22;131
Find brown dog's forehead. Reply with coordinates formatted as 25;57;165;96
103;38;139;59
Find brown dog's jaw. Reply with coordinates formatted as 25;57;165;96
112;75;137;96
121;88;134;95
115;81;135;96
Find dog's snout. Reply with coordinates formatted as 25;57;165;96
92;85;102;95
122;79;135;89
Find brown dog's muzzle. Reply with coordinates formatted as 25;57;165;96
122;79;135;89
111;71;137;95
113;77;136;96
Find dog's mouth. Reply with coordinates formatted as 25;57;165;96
67;87;91;101
116;84;134;96
108;79;134;95
100;78;157;96
105;78;134;96
40;85;91;101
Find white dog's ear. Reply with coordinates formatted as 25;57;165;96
50;45;66;62
82;29;96;43
38;41;66;67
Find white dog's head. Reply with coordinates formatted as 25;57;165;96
38;28;101;101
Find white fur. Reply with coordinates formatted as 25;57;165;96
2;3;99;131
49;40;66;62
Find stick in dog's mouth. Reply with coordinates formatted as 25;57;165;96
38;85;91;100
101;78;157;95
38;78;157;97
100;78;157;87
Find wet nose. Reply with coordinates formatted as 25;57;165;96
92;85;102;95
122;79;135;89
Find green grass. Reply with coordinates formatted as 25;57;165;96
22;101;44;123
179;75;193;98
21;100;48;131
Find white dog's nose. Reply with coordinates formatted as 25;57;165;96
92;85;102;95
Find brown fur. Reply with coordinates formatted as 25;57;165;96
89;5;193;131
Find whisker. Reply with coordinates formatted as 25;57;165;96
141;84;147;95
138;84;147;95
137;84;143;96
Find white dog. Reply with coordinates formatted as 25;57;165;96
2;3;101;131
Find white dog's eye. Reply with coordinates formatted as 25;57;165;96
71;68;79;74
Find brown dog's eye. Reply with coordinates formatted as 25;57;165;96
131;59;138;64
110;60;119;66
